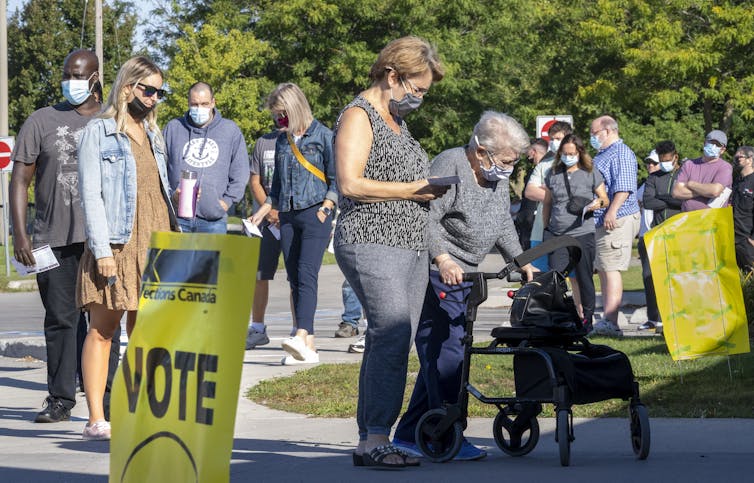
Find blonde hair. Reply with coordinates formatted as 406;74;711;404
369;36;444;83
265;83;313;135
101;56;163;139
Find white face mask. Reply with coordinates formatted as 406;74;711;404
549;138;561;153
659;161;674;172
189;106;212;126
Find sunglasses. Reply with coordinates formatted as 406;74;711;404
136;83;166;100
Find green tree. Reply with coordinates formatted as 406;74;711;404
7;0;138;133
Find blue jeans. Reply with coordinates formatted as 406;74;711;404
279;204;332;334
341;280;363;328
178;215;228;234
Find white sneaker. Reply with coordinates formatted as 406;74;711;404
82;420;111;441
281;336;314;360
281;352;320;365
348;335;366;353
589;319;623;337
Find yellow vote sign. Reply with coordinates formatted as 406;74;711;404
110;232;259;482
644;207;750;361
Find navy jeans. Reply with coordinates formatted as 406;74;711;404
394;270;470;443
38;243;119;411
279;204;332;333
341;280;363;328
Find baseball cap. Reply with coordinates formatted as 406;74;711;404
644;149;659;164
705;130;727;147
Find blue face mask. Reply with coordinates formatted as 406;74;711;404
189;106;212;126
549;139;561;153
480;164;513;182
61;76;93;106
660;161;674;172
562;154;579;167
703;143;721;158
590;134;602;151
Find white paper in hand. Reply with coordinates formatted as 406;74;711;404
707;187;732;208
242;219;263;238
11;245;60;276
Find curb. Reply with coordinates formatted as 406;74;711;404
0;337;46;361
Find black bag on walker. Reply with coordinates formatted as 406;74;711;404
509;270;580;332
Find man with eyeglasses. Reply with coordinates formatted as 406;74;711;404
731;146;754;271
588;115;641;337
164;82;250;233
9;49;119;423
672;130;733;212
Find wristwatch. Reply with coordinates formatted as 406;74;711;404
318;206;333;216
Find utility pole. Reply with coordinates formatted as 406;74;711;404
1;0;7;137
95;0;103;86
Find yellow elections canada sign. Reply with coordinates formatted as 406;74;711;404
110;232;259;482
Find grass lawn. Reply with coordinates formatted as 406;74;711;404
247;336;754;418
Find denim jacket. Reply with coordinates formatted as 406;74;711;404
78;117;177;259
268;119;338;212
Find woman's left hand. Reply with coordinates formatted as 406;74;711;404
438;258;464;285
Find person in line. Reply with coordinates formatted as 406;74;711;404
335;279;364;339
589;115;640;337
246;127;281;349
9;49;119;423
250;83;337;365
524;121;574;271
164;82;250;233
515;138;548;250
541;134;609;332
77;56;177;440
333;36;448;469
672;130;732;211
639;141;682;333
637;150;660;238
731;146;754;272
392;111;535;461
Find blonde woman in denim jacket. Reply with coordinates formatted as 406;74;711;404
76;56;176;441
250;83;337;365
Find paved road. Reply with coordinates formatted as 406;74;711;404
4;257;751;481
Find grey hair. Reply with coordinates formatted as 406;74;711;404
596;115;619;133
738;146;754;158
469;111;530;155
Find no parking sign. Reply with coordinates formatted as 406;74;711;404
535;116;573;141
0;137;14;172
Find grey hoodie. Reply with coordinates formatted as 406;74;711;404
164;108;250;220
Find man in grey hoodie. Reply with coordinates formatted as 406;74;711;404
164;82;250;233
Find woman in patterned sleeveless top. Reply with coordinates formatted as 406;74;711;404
333;36;448;469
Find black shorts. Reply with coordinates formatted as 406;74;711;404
257;224;282;280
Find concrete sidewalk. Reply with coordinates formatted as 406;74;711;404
2;257;753;481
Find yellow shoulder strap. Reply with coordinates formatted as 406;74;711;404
287;133;326;183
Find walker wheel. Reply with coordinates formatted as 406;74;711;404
492;411;539;457
556;409;572;466
630;404;651;460
415;408;463;462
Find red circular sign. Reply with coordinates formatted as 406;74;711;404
0;141;12;170
540;120;558;141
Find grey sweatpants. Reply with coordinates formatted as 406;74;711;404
335;243;428;438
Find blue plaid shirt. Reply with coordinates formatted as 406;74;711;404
592;139;639;227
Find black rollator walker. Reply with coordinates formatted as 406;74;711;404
414;236;650;466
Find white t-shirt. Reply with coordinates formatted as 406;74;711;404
526;157;554;241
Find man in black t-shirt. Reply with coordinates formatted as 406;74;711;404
732;146;754;271
10;50;119;423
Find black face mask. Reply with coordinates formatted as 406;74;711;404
127;96;153;119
